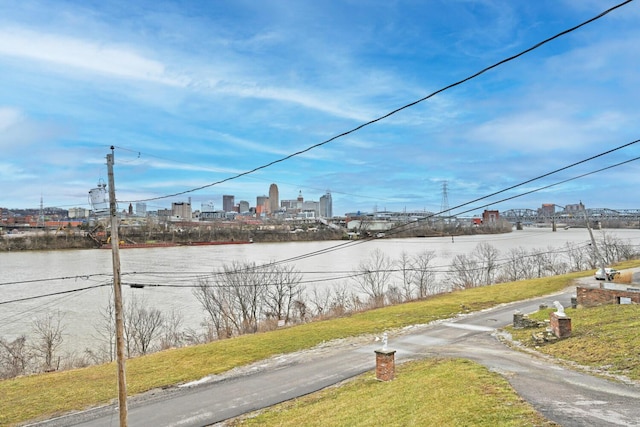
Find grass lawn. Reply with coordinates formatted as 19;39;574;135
229;358;556;427
2;261;639;426
507;304;640;381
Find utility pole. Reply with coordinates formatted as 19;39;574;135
582;203;609;286
107;146;128;426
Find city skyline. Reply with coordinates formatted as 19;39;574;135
1;1;639;215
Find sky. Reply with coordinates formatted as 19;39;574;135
0;0;639;217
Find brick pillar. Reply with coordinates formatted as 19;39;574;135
375;349;396;381
549;312;572;338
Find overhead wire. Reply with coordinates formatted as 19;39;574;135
222;140;640;269
123;239;596;281
5;141;634;301
118;241;601;290
114;143;387;203
0;237;619;306
123;0;633;204
85;2;640;280
0;283;111;306
0;274;112;287
0;282;109;329
3;1;637;309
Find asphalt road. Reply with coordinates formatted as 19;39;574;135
29;284;640;427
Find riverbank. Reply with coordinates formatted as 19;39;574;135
0;223;513;252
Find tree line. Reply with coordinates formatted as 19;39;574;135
1;232;637;379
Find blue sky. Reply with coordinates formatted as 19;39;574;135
0;0;639;216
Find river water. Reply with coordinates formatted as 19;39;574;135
2;227;640;354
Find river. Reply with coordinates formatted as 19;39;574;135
2;227;640;354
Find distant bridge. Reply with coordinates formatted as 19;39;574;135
501;208;640;225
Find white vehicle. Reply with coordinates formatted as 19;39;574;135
594;267;619;281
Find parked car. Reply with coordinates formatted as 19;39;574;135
594;267;619;281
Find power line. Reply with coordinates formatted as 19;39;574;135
3;1;637;304
234;141;640;268
0;283;106;329
109;241;594;286
0;283;111;306
120;241;600;290
112;143;386;203
449;155;640;220
4;141;638;302
0;274;111;287
123;0;633;204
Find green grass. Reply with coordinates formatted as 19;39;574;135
230;358;556;427
1;265;637;426
508;304;640;380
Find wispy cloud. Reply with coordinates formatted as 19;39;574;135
0;27;187;86
0;162;37;180
1;0;638;213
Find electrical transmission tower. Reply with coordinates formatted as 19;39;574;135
37;195;45;229
440;181;450;223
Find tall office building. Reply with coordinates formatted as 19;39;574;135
223;195;235;212
135;202;147;216
238;200;250;213
320;191;333;218
256;195;269;215
268;184;279;214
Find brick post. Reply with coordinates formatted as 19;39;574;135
549;312;572;338
375;349;396;381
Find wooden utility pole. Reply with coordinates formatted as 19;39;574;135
107;146;128;426
582;203;609;285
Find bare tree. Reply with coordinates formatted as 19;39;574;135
0;335;32;379
545;246;569;276
565;242;589;273
529;248;548;278
449;254;483;289
160;309;185;350
194;260;271;338
90;295;116;363
386;285;403;305
308;287;333;319
529;247;564;278
599;232;636;264
194;277;237;340
396;251;415;301
411;250;438;297
227;261;265;334
473;242;500;285
123;295;165;356
599;231;618;264
31;311;65;372
292;299;308;323
500;247;529;282
329;283;356;317
352;248;394;308
264;264;304;325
